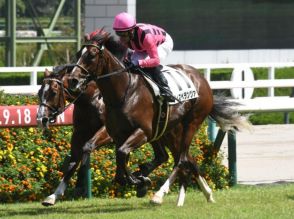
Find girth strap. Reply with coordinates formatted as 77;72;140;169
149;98;170;143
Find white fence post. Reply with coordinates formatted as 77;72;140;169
30;70;38;86
203;68;211;81
268;66;275;97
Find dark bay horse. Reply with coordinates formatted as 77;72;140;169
37;67;112;206
68;30;251;206
37;35;172;204
37;67;173;204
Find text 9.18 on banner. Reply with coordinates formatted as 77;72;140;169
0;105;73;127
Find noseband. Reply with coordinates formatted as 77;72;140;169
40;77;82;123
72;42;132;107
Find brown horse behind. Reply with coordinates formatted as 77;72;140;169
37;67;112;206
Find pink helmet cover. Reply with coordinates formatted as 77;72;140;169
113;12;136;31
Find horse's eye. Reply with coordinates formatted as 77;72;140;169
49;89;57;96
85;52;96;62
87;52;94;59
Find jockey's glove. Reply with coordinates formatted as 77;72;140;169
124;59;139;72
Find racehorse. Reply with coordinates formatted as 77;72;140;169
37;67;112;206
37;35;172;205
68;29;251;206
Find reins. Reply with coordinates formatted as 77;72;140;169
75;43;130;81
41;77;83;122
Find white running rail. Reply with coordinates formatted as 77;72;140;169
0;63;294;112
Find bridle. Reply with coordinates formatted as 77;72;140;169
72;42;132;107
39;77;82;123
75;43;128;78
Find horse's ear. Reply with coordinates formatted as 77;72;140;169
84;33;90;42
44;68;51;78
98;27;111;42
105;32;111;40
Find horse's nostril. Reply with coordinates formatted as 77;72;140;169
42;117;49;126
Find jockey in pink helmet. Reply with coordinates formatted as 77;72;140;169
113;12;174;102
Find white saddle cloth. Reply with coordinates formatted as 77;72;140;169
144;65;198;104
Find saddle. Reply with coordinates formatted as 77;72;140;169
142;65;199;141
143;65;198;105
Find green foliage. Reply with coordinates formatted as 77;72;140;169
0;93;229;203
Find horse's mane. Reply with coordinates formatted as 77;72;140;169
84;28;127;61
104;35;127;61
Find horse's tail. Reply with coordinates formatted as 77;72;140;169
209;95;252;131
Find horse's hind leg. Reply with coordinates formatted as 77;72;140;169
176;171;189;207
187;155;215;203
150;166;180;205
196;175;215;203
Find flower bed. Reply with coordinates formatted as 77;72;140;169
0;91;229;202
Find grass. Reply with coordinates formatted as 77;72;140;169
1;183;294;219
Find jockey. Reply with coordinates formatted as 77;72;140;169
113;12;174;102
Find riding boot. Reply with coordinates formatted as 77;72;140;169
147;66;174;102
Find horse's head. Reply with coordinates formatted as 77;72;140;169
68;28;127;92
37;67;69;129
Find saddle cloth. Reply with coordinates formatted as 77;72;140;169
144;65;198;104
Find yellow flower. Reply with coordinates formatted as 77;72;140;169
8;154;14;160
28;127;34;133
6;143;14;152
95;169;101;175
40;164;47;173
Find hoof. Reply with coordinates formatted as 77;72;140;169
74;187;87;198
177;202;184;207
136;184;148;198
114;175;127;186
136;176;151;198
207;195;215;203
42;197;55;207
150;194;163;205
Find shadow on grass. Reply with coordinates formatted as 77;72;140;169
286;195;294;201
0;201;153;218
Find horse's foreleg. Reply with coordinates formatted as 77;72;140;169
134;142;169;197
42;160;79;206
150;166;180;205
115;128;148;186
42;176;68;206
136;142;169;177
83;126;112;153
42;133;83;207
81;126;113;166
